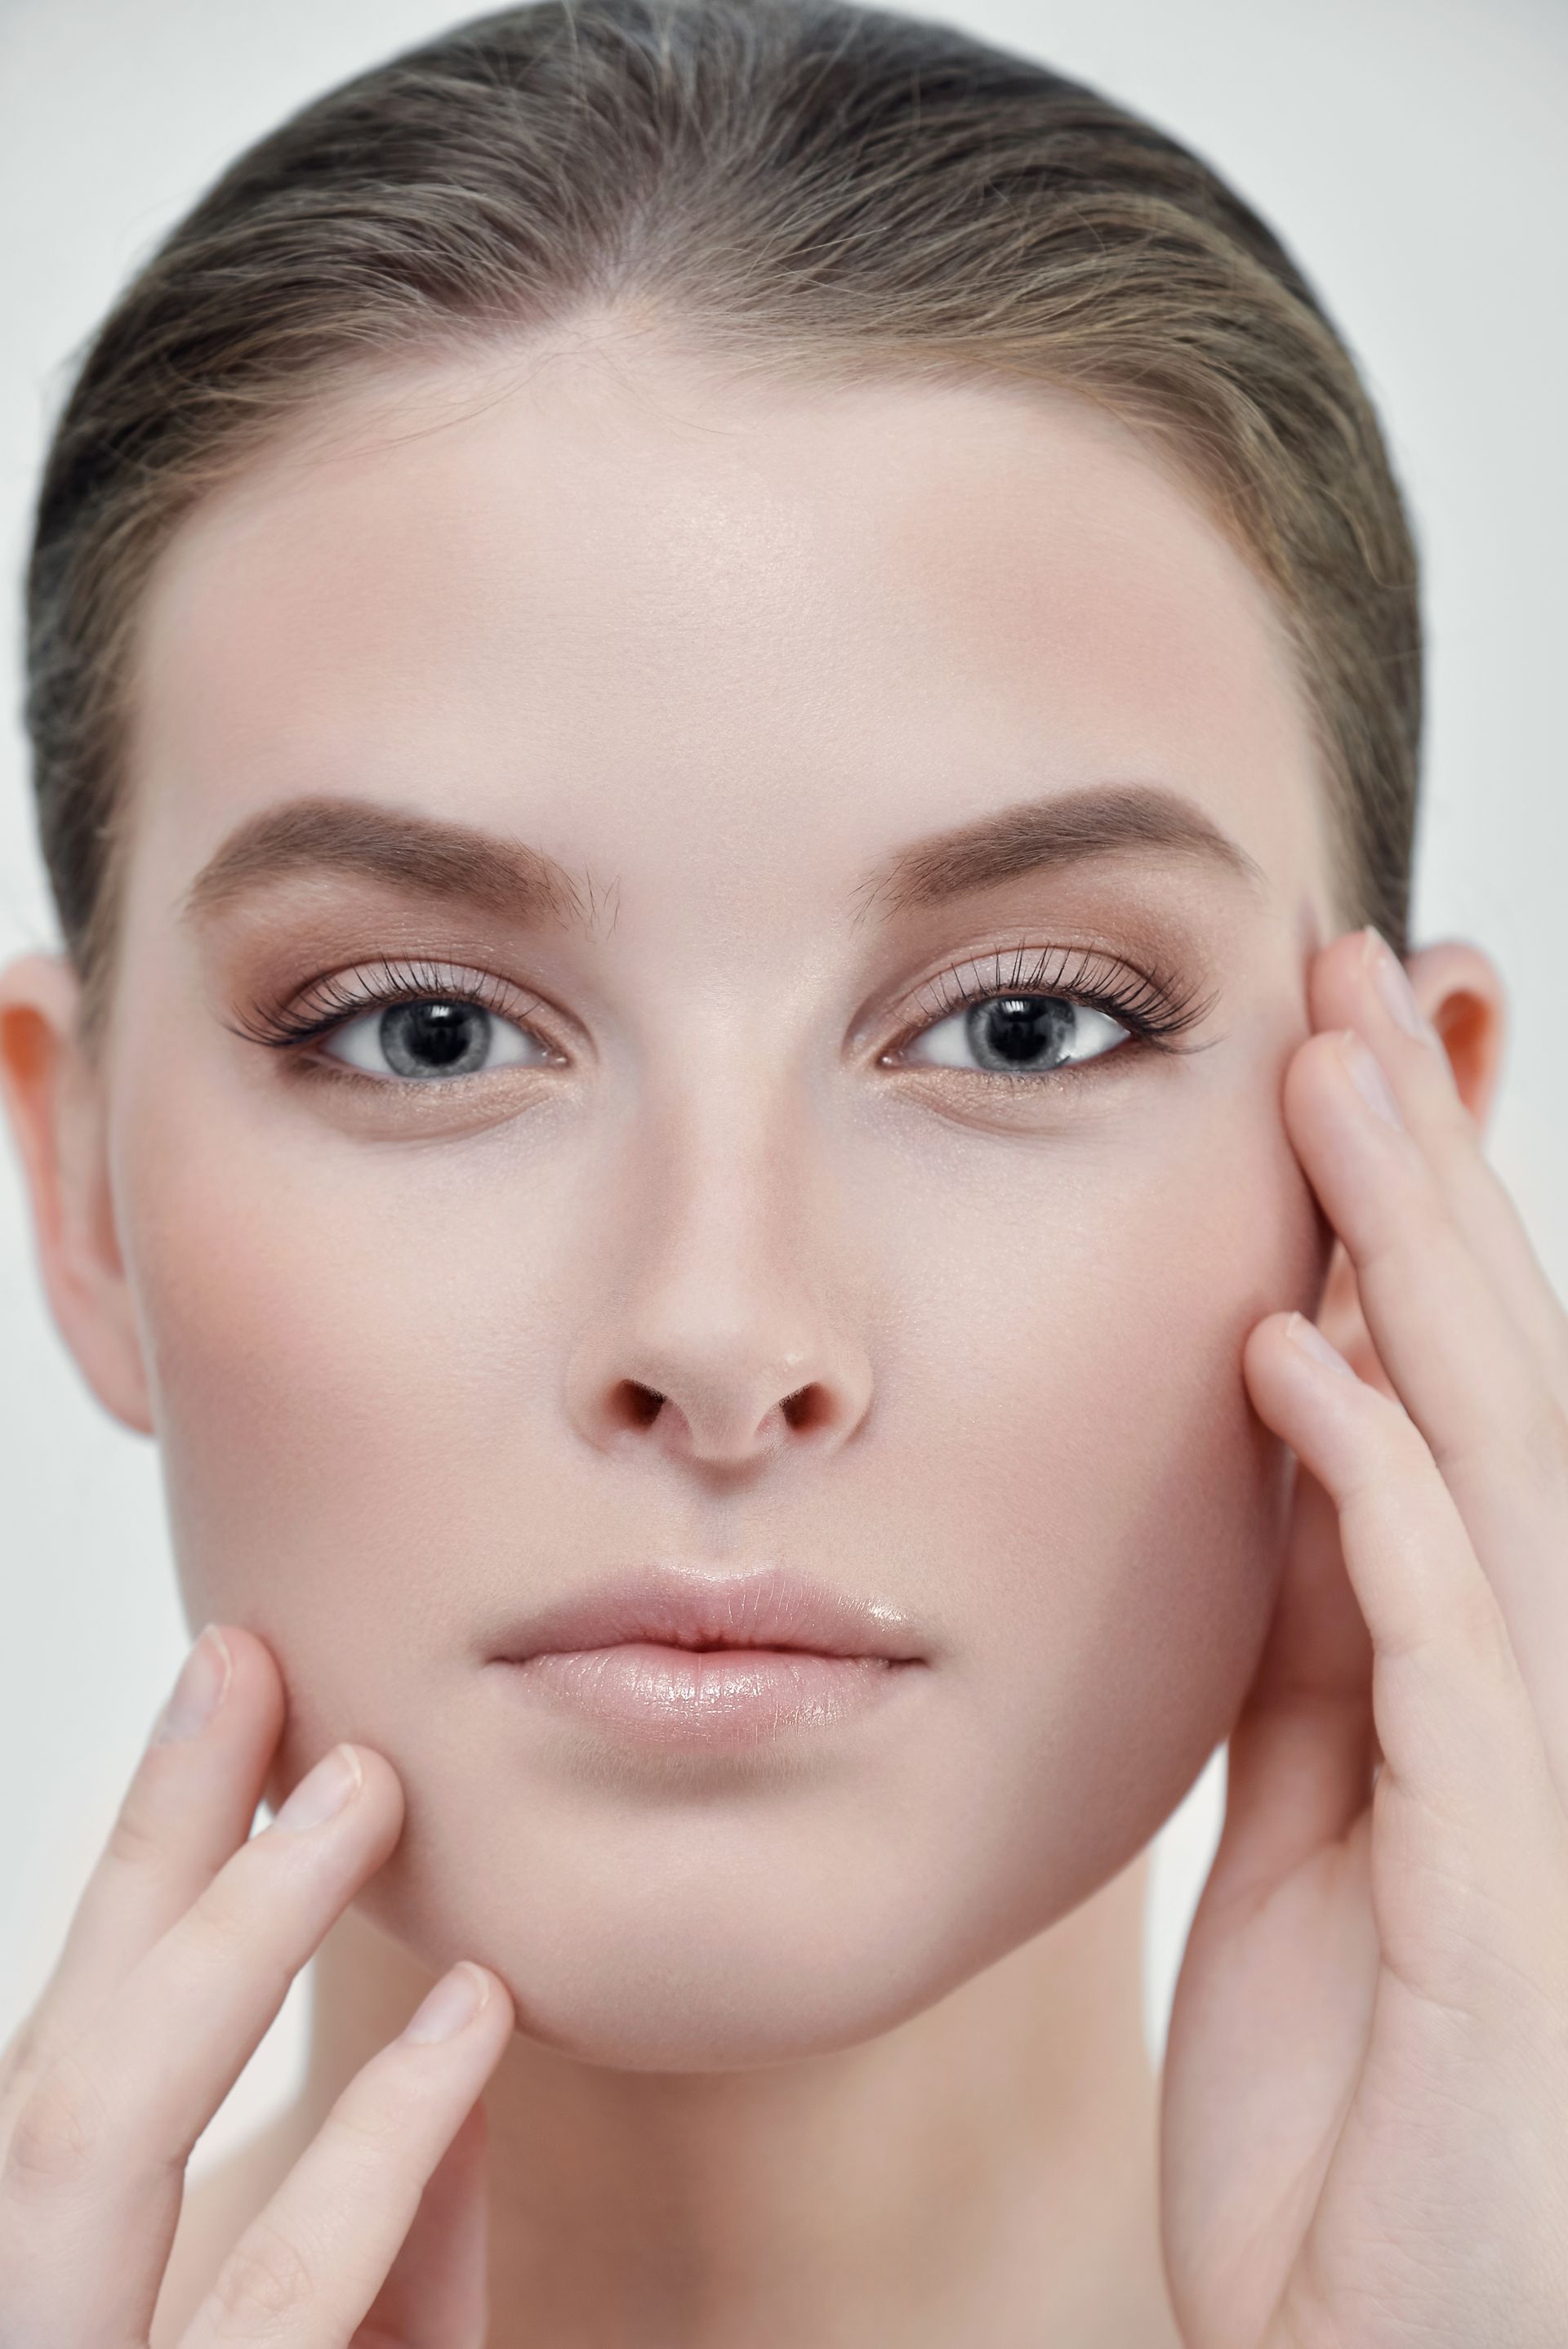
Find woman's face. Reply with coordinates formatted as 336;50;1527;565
100;335;1334;2067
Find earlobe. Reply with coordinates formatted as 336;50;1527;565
0;951;154;1436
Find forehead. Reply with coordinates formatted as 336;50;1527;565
126;333;1330;927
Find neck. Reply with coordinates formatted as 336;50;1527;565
305;1851;1177;2347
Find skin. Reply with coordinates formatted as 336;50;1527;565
1;328;1563;2347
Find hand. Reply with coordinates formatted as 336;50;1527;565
0;1626;514;2347
1160;924;1568;2349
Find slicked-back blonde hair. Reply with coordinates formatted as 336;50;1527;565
25;0;1421;1045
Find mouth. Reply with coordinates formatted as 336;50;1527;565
485;1562;929;1748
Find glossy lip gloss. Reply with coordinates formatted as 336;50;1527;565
485;1562;930;1749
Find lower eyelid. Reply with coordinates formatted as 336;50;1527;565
292;1049;559;1103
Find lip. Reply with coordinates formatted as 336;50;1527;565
492;1562;929;1665
486;1563;929;1748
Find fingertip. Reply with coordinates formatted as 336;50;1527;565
1241;1308;1301;1384
400;1959;514;2051
334;1741;408;1839
201;1622;288;1736
345;1737;402;1788
1279;1020;1353;1120
1283;1311;1358;1380
1242;1314;1360;1446
1303;923;1383;1032
470;1963;516;2035
456;1961;519;2057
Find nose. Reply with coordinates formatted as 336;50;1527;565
562;1056;874;1479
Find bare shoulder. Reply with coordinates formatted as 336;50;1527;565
150;2106;314;2346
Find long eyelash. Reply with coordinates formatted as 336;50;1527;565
229;957;533;1052
895;941;1217;1055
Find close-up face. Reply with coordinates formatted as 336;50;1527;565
92;330;1336;2070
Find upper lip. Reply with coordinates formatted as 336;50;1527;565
491;1563;928;1664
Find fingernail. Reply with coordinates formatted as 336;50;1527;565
403;1962;488;2044
154;1625;231;1744
1361;927;1437;1045
272;1744;362;1833
1338;1029;1403;1127
1285;1312;1356;1377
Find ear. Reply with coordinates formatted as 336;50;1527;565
1314;935;1507;1389
0;952;154;1434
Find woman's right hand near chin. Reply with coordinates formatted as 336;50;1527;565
0;1625;514;2348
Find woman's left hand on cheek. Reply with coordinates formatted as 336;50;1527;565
1159;925;1568;2349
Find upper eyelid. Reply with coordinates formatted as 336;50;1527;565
230;956;558;1053
880;939;1214;1045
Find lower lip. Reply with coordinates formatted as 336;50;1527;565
499;1642;918;1746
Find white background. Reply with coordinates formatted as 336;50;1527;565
2;0;1565;2171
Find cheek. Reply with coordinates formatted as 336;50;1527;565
859;1076;1327;1932
115;1076;572;1793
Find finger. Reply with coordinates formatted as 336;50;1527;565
0;1743;403;2349
14;1627;286;2070
1280;1012;1568;1746
1209;1442;1378;1916
357;2096;491;2347
1284;1017;1557;1497
1315;926;1568;1399
181;1963;513;2349
1244;1312;1568;2010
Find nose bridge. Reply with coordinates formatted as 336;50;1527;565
632;1020;828;1353
564;1008;872;1463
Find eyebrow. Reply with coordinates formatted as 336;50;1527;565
180;782;1267;932
181;797;592;929
850;782;1267;920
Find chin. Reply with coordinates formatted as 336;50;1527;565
350;1806;1073;2072
345;1724;1185;2072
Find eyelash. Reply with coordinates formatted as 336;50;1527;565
881;940;1214;1068
232;943;1214;1077
229;957;552;1056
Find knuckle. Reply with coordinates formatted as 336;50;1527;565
187;1827;310;1960
104;1790;167;1878
331;2089;406;2164
1344;1385;1428;1490
207;2222;318;2333
1526;1398;1568;1493
1365;1383;1424;1454
3;2053;111;2193
166;1910;294;2039
179;1872;257;1970
1447;1575;1513;1674
1436;1388;1566;1498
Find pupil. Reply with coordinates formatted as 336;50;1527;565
380;1000;488;1077
967;995;1072;1072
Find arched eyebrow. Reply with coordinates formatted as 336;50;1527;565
180;781;1267;932
180;796;595;929
849;782;1269;921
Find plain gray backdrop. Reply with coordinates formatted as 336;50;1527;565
2;0;1565;2171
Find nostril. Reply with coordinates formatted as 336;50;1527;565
617;1380;666;1431
781;1384;817;1431
603;1376;836;1451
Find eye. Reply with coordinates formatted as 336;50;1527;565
881;940;1214;1081
322;997;550;1081
898;991;1133;1077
